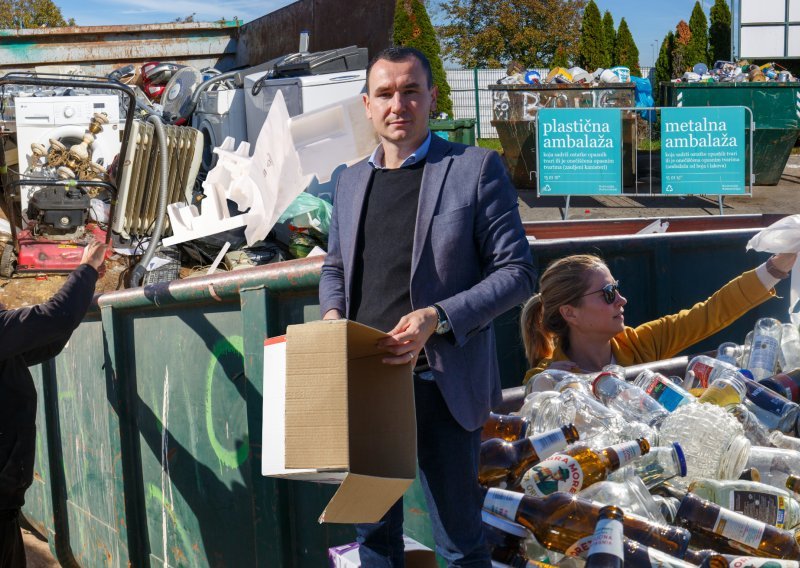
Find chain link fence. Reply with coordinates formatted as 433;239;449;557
445;67;653;139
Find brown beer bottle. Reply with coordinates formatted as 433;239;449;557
482;487;691;558
479;424;580;488
585;506;624;568
520;438;650;497
787;474;800;495
481;412;530;443
674;492;800;559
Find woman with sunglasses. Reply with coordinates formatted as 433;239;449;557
521;252;797;381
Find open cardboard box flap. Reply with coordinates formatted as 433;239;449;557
262;320;417;523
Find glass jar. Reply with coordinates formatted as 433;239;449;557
697;373;748;408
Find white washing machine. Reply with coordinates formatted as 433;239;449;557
191;88;247;173
15;94;122;212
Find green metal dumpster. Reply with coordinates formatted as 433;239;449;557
20;214;794;567
429;118;477;146
488;83;637;190
660;82;800;185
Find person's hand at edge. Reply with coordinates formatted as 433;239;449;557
323;309;343;320
378;307;438;366
771;253;797;274
80;242;107;272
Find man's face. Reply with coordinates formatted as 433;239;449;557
363;57;437;146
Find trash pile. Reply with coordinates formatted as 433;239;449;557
481;315;800;566
498;63;635;87
674;61;798;83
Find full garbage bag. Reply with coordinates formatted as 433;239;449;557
277;192;332;235
631;76;655;122
746;214;800;325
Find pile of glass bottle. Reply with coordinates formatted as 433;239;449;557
481;317;800;567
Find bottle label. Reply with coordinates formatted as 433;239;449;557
728;558;800;568
564;535;593;558
644;380;689;411
529;428;568;460
746;382;794;415
483;488;523;521
713;508;766;550
773;374;800;403
691;361;714;388
730;490;784;528
749;335;779;373
609;441;644;468
521;454;584;496
586;517;624;560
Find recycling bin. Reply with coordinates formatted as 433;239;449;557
429;118;477;146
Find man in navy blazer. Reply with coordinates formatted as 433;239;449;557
319;47;535;566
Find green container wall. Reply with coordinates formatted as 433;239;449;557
660;82;800;186
21;222;793;567
429;118;477;146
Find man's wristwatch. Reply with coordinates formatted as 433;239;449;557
432;304;451;335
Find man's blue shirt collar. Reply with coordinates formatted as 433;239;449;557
368;131;432;169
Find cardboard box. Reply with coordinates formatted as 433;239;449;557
262;319;417;523
328;536;437;568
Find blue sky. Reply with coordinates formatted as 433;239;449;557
57;0;712;67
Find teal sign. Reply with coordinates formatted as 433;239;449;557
661;107;746;195
537;108;622;195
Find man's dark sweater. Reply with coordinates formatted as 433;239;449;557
0;264;98;511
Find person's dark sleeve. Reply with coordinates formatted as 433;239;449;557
0;264;98;363
319;173;347;317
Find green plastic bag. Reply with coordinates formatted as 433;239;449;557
278;192;332;235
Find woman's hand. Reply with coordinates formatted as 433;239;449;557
771;253;797;274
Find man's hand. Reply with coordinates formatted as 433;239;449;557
323;309;343;320
80;242;107;271
378;307;438;365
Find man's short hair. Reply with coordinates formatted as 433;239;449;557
366;46;434;90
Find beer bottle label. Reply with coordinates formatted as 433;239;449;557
587;517;624;560
565;536;593;558
730;490;784;529
529;428;568;460
483;488;523;521
726;558;800;567
609;441;643;468
713;508;766;550
521;454;583;496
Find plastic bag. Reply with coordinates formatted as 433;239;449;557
746;214;800;325
277;192;332;235
631;76;655;122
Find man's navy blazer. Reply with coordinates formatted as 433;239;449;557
320;134;536;431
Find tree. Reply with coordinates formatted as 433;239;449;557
709;0;732;63
686;1;709;67
653;31;675;104
602;10;615;67
394;0;453;118
552;46;569;68
439;0;586;68
613;18;641;76
0;0;70;27
673;20;692;75
577;0;606;71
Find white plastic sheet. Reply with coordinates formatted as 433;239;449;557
746;214;800;325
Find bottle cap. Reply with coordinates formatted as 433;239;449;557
671;442;687;477
481;510;529;538
738;368;755;380
591;372;618;399
740;467;761;482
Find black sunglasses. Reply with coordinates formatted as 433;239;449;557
580;281;620;304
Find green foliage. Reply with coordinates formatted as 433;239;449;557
654;31;675;104
601;10;615;67
0;0;70;27
709;0;731;63
439;0;586;68
686;1;709;67
394;0;453;117
552;45;569;68
672;20;691;74
613;18;641;76
577;0;606;70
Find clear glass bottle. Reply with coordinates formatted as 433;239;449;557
482;412;531;443
747;317;783;381
592;372;669;428
479;424;580;488
787;475;800;496
779;323;800;372
746;445;800;492
657;402;751;488
743;330;754;367
520;439;650;497
608;441;686;489
585;506;624;568
741;376;800;433
688;478;800;530
633;369;696;411
717;341;745;367
686;354;742;388
525;369;574;396
674;492;800;558
697;373;748;408
482;487;691;558
578;474;669;524
769;430;800;452
729;403;772;447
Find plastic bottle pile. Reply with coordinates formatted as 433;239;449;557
497;65;634;87
481;316;800;567
674;61;797;83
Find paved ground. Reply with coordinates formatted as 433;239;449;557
21;524;58;568
517;152;800;222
